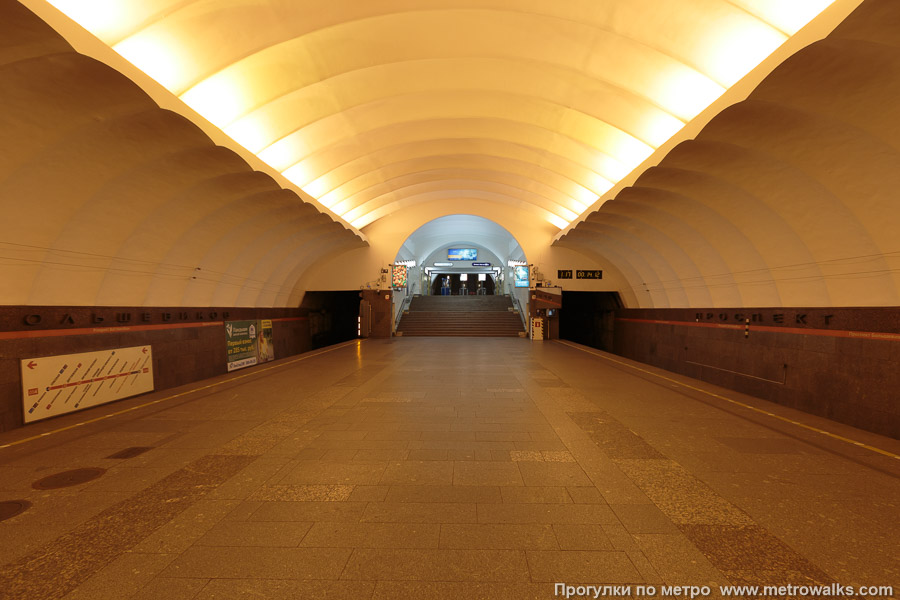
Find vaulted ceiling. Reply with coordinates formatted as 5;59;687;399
4;0;898;309
39;0;843;230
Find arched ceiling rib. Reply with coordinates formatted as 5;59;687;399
0;2;365;307
37;0;843;230
558;0;900;308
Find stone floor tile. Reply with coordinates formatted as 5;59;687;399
632;533;732;587
347;485;389;502
318;430;369;440
625;550;666;586
510;450;544;461
248;484;353;501
453;461;524;486
526;550;643;583
448;449;476;461
249;501;368;522
407;449;449;461
364;430;423;441
513;441;570;452
385;484;500;503
475;431;533;442
518;462;593;487
614;459;755;526
491;449;515;461
195;521;313;547
397;422;452;432
473;448;494;461
353;449;409;461
552;524;615;551
161;546;352;579
341;548;530;582
379;461;454;485
313;440;411;451
361;502;477;523
372;581;557;600
541;450;576;462
294;448;328;460
427;431;478;442
221;500;263;522
129;577;209;600
277;461;387;485
477;503;618;524
527;431;563;442
566;486;607;504
500;486;572;504
60;552;179;600
601;523;641;551
195;579;374;600
300;522;440;548
611;504;681;534
440;523;559;549
679;524;832;579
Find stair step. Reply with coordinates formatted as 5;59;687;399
397;294;525;338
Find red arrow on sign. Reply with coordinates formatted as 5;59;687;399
26;361;37;369
142;347;148;354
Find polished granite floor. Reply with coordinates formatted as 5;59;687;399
0;338;897;600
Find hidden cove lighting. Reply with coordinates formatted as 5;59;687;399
46;0;839;230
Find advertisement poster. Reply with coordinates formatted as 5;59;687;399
448;248;477;261
258;319;275;363
226;320;258;371
392;265;408;290
514;265;530;288
21;346;154;423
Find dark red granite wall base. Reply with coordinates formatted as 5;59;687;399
0;306;319;433
612;307;900;439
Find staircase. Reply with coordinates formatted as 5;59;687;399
397;295;525;337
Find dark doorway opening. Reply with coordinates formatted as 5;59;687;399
560;292;623;352
300;291;360;348
430;274;495;295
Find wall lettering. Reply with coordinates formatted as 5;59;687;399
13;309;262;331
694;311;835;327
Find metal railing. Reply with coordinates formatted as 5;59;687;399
506;284;529;330
392;284;417;333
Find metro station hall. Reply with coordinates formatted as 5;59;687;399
0;1;898;599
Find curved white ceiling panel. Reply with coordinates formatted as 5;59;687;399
43;0;841;230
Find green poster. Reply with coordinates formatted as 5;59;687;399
225;320;258;372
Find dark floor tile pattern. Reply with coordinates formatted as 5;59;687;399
568;411;667;459
568;407;841;593
0;454;254;600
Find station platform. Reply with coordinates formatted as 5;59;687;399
0;338;897;599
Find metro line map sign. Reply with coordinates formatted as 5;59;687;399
20;346;154;423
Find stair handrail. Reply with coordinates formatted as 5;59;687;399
506;284;529;330
393;290;415;333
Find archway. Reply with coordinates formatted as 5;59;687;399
391;215;529;337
